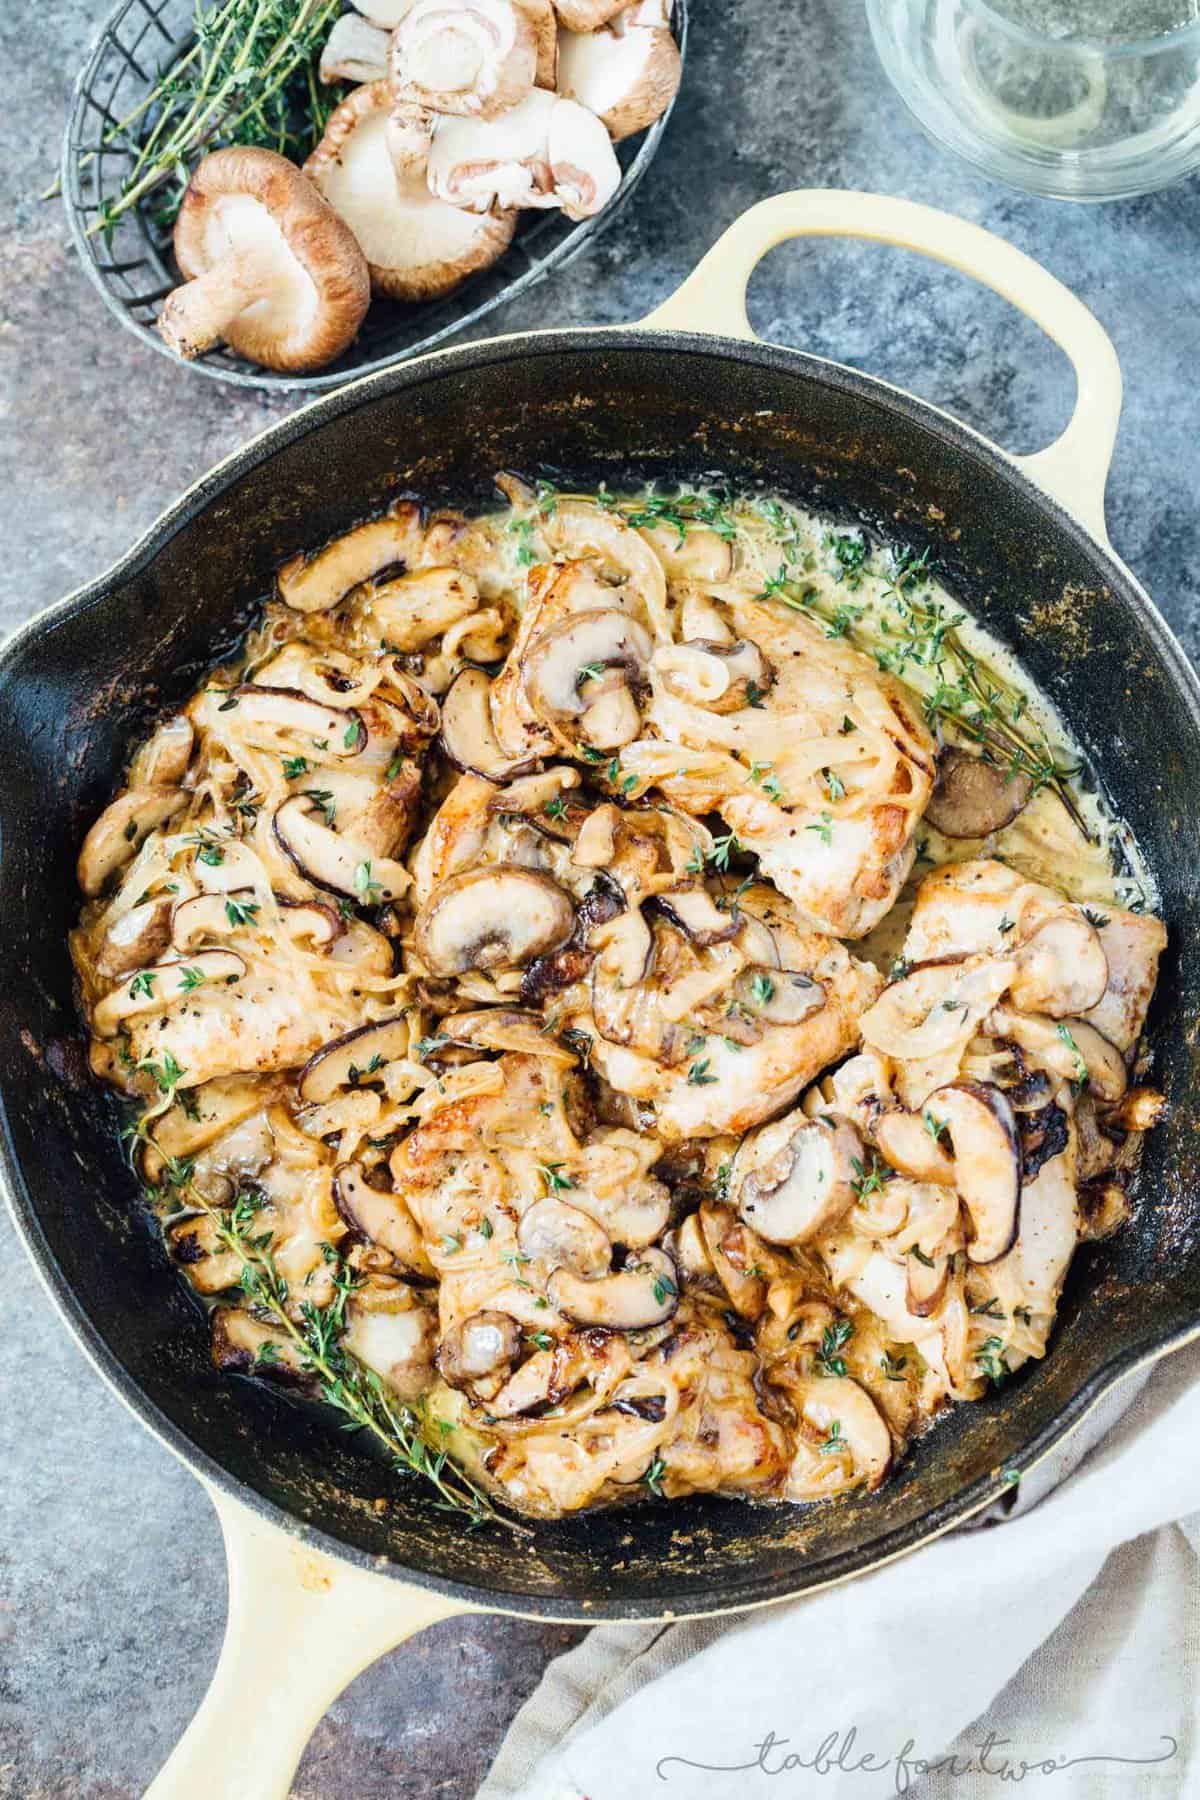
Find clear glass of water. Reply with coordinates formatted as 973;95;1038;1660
867;0;1200;198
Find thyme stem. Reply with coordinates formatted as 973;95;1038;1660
173;1173;520;1533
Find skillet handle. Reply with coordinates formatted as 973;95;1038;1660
639;190;1122;545
142;1482;466;1800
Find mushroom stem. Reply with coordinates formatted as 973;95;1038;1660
158;247;280;360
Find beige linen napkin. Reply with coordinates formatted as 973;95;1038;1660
479;1343;1200;1800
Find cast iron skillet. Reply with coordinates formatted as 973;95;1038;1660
5;193;1200;1793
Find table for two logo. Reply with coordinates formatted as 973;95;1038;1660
655;1727;1179;1792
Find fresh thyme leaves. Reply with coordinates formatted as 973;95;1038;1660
881;1351;908;1381
687;1057;717;1086
178;966;207;993
706;830;742;871
128;970;156;1000
822;767;846;801
850;1154;890;1202
1056;1022;1090;1093
224;897;260;929
820;1419;845;1455
538;1162;573;1194
414;1033;450;1062
825;531;868;587
303;788;337;828
86;0;346;241
282;755;309;779
816;1320;854;1378
354;861;384;902
177;1181;512;1529
508;516;538;567
806;812;834;847
749;972;776;1009
1083;908;1110;930
749;532;1086;832
714;1158;732;1202
975;1336;1010;1386
651;1269;678;1307
644;1454;667;1496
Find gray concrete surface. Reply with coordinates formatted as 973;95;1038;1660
3;2;1200;1796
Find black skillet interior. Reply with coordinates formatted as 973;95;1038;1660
4;334;1200;1619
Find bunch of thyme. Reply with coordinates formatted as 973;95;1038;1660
73;0;344;240
147;1132;515;1531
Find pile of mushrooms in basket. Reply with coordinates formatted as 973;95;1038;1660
158;0;681;373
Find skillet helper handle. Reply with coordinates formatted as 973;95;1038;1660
143;1483;466;1800
640;189;1122;545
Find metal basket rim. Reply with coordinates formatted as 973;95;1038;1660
60;0;688;392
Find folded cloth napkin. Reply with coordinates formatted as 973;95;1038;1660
478;1341;1200;1800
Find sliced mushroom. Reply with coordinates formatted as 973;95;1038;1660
94;951;245;1037
299;1015;412;1104
547;1247;678;1328
654;639;771;714
273;795;409;902
224;685;367;756
872;1107;956;1186
366;565;482;649
392;0;537;115
544;500;668;631
734;1114;862;1245
96;897;173;978
923;747;1034;839
77;787;188;896
698;1200;767;1318
413;864;575;974
524;609;652;748
670;1209;715;1280
333;1162;434;1277
905;1251;950;1317
277;504;424;615
1011;912;1109;1018
990;1008;1128;1104
928;1081;1021;1264
436;1311;522;1389
792;1376;893;1491
650;886;740;947
637;523;733;584
211;1307;308;1382
861;957;1015;1062
278;899;344;951
159;148;370;371
518;1198;612;1276
733;966;826;1028
129;715;194;788
440;666;537;781
440;1007;579;1064
306;83;516;300
571;803;620;868
320;11;391;83
171;891;254;951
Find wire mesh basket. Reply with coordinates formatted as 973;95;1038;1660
62;0;688;391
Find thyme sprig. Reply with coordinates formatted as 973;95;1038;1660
172;1173;518;1532
78;0;344;241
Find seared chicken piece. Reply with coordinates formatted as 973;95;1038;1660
640;595;936;938
568;882;883;1140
